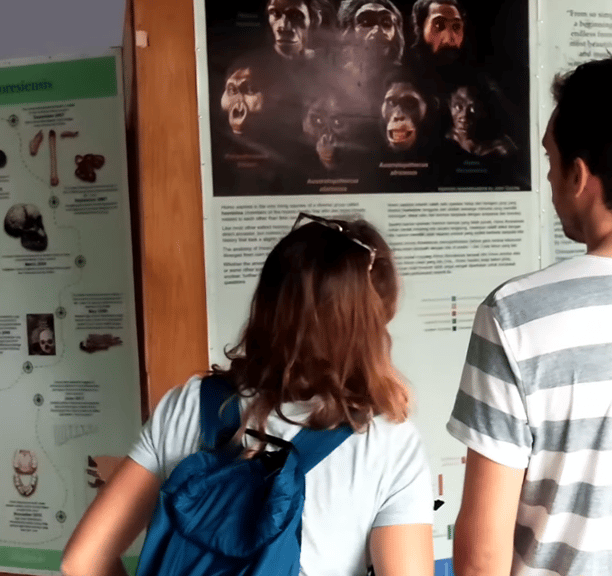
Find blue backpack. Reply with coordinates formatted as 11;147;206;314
136;376;352;576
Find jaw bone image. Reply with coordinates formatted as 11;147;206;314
13;450;38;497
4;203;48;251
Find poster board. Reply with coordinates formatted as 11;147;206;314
193;0;605;572
0;51;142;575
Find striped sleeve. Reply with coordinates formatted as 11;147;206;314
447;300;532;469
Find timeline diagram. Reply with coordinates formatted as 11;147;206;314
0;53;141;574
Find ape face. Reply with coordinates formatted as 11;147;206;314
267;0;312;59
381;82;427;151
39;329;55;355
353;3;399;58
303;96;352;170
220;68;264;135
449;87;482;139
423;2;464;63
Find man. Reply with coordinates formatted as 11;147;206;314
266;0;335;60
447;57;612;576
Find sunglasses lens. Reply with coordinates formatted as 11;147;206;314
292;213;376;269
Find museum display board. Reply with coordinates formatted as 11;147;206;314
194;0;609;571
0;51;142;575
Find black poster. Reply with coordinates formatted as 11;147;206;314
202;0;531;195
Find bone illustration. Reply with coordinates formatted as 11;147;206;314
86;456;104;488
29;130;43;156
37;327;55;355
54;423;98;446
75;154;105;183
27;315;56;356
13;450;38;497
80;333;123;353
49;130;59;186
60;131;79;138
4;203;48;251
86;455;122;488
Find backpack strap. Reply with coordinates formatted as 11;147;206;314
290;425;353;474
199;376;352;467
199;376;241;450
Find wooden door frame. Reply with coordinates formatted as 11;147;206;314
129;0;209;414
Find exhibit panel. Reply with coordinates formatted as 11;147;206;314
0;52;142;575
193;0;545;572
537;0;612;264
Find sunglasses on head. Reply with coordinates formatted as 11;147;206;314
292;212;377;271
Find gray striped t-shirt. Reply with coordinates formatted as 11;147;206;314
447;254;612;576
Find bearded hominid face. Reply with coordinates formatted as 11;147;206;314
422;2;464;63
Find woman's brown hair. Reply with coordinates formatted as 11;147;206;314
212;215;408;440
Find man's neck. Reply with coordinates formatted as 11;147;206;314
586;220;612;257
581;195;612;256
588;236;612;257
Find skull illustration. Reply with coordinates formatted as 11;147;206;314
39;328;55;355
4;204;48;251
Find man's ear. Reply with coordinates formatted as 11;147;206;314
573;157;590;199
314;9;323;26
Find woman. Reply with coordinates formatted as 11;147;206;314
61;213;434;576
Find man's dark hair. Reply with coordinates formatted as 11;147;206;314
552;58;612;208
337;0;405;63
410;0;466;48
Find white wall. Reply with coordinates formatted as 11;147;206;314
0;0;125;60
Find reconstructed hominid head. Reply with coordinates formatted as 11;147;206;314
339;0;405;64
411;0;466;65
303;95;355;170
449;86;481;138
267;0;316;59
221;67;264;135
381;81;427;151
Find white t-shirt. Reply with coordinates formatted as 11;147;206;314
129;376;433;576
